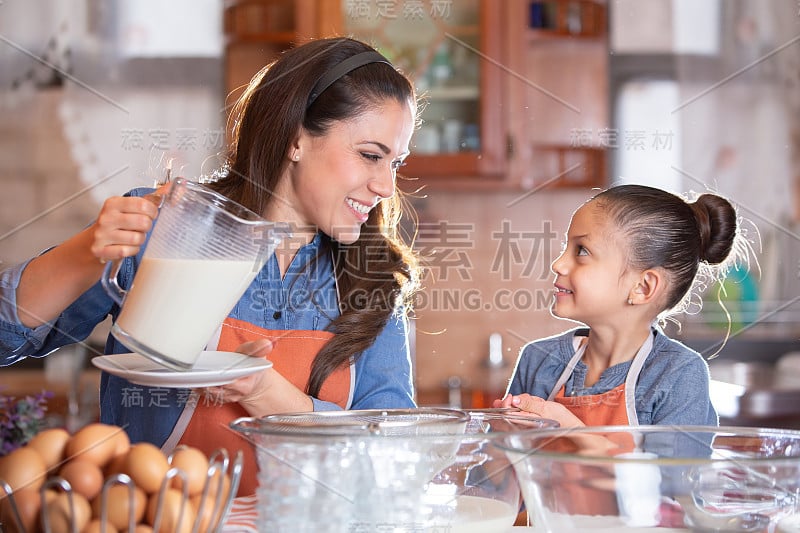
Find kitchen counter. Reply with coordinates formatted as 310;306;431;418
709;357;800;429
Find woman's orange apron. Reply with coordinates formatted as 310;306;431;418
542;332;654;517
161;317;354;496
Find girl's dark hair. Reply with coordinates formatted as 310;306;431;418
592;184;739;312
210;37;420;397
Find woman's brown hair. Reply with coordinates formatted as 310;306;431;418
210;37;420;397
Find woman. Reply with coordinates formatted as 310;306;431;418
0;37;422;495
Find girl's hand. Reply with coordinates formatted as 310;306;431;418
90;195;159;263
500;393;586;428
201;339;314;416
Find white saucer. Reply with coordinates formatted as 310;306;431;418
91;351;273;388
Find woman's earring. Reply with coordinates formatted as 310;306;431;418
293;154;300;161
627;298;633;305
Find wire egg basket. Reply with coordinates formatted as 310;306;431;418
1;447;243;533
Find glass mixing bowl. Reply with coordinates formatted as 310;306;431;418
499;425;800;532
231;408;557;532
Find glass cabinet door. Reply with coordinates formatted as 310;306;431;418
338;0;506;182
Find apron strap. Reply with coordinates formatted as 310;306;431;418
161;391;199;452
546;337;587;401
160;325;220;453
624;330;655;426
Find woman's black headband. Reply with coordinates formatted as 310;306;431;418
306;51;392;110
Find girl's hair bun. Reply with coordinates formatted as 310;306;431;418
689;194;737;264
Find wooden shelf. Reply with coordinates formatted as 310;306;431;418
526;144;607;189
401;151;505;181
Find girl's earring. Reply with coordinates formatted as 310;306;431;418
627;298;634;305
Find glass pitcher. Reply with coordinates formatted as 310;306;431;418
102;177;288;371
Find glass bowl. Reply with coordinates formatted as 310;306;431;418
231;408;557;532
498;425;800;532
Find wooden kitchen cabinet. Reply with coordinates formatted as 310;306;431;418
331;0;507;185
223;0;507;187
222;0;609;189
504;0;609;190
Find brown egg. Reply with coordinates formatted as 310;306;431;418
59;459;104;501
124;443;169;494
146;489;195;533
111;429;131;459
82;518;119;533
91;484;146;531
134;525;154;533
169;446;209;496
0;488;41;533
104;453;127;478
27;427;70;473
191;491;225;533
65;424;126;468
44;491;91;533
0;447;47;492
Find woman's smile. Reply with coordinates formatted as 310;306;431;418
346;197;374;222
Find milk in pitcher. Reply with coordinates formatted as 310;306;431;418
115;256;257;366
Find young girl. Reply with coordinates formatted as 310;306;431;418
497;184;744;428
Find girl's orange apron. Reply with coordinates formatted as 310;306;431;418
161;317;354;496
542;332;654;516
